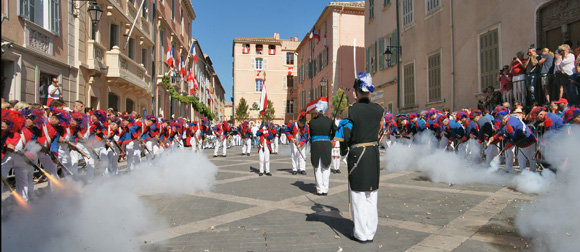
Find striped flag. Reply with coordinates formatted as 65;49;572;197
259;72;267;115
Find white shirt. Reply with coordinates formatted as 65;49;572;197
251;126;258;137
48;85;61;99
555;53;576;75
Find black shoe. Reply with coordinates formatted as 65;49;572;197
213;155;218;157
331;170;336;174
222;155;227;157
259;173;264;176
350;235;368;244
335;170;341;174
300;170;306;175
247;153;250;156
266;172;272;176
292;171;297;175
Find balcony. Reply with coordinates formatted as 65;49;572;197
87;40;107;74
106;46;151;92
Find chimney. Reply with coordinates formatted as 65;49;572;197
274;33;280;40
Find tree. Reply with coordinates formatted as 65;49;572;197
332;88;349;118
235;97;249;122
263;100;275;122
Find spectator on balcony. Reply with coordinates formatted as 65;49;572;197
510;52;527;108
497;65;512;104
39;81;49;106
538;48;554;104
554;44;577;107
524;48;541;105
47;77;63;106
482;86;501;112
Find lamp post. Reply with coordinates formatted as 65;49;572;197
384;45;401;111
320;77;328;98
73;0;103;40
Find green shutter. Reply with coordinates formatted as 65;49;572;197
379;37;384;70
390;29;397;67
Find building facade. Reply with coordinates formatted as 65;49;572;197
2;0;77;105
295;1;365;118
232;33;300;125
366;0;578;113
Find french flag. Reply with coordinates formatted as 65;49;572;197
166;45;174;68
306;97;328;113
190;42;197;63
180;57;186;76
309;28;320;41
259;72;267;115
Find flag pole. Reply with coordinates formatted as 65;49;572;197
123;0;146;50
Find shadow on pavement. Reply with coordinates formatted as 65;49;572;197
249;166;260;174
305;200;352;238
291;181;317;194
276;168;294;174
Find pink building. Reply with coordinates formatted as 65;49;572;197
295;2;365;118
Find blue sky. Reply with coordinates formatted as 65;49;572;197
191;0;335;101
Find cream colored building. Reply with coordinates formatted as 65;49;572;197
295;1;365;118
366;0;578;113
2;0;77;105
232;33;300;125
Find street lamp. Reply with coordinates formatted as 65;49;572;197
320;77;328;98
73;0;103;40
383;46;402;65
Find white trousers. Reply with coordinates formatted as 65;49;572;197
190;136;198;153
291;143;306;172
214;137;227;156
242;138;252;154
351;190;378;241
58;143;74;179
504;147;515;173
37;152;58;191
485;144;499;166
103;145;119;176
274;136;279;153
439;136;449;149
517;145;536;172
125;141;141;171
259;146;270;173
314;159;330;194
2;154;34;201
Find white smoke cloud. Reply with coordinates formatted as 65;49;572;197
1;150;218;252
383;127;580;251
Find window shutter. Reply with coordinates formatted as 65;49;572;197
283;75;287;89
19;0;30;19
379;37;384;70
390;29;397;66
51;0;60;34
251;58;256;70
263;58;268;70
365;47;369;73
283;99;287;113
373;40;378;73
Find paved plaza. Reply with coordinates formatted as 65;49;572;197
138;144;534;252
2;144;536;252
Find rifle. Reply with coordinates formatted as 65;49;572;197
63;140;91;159
111;139;126;156
16;149;72;176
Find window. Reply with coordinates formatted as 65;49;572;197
479;28;500;90
255;79;263;92
323;47;329;67
384;0;390;7
402;0;413;27
286;53;294;65
142;0;147;18
19;0;60;34
268;45;276;55
369;0;374;20
242;44;250;54
110;24;119;49
287;76;294;89
425;0;440;14
126;98;134;113
142;48;147;68
171;0;175;20
128;38;135;59
254;58;264;70
256;44;263;54
108;93;119;111
286;100;294;114
404;63;415;107
428;53;441;102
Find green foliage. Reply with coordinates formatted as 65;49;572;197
332;88;349;117
235;97;249;122
264;100;275;121
162;75;214;120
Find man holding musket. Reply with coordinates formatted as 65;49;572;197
334;72;383;243
306;98;336;196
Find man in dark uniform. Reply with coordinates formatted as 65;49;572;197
306;98;336;196
334;72;383;243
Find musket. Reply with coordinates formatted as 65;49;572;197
16;149;72;176
63;140;91;159
103;139;116;155
111;139;126;156
77;139;100;158
291;138;305;160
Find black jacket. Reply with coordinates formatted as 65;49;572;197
308;114;337;168
342;98;383;191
